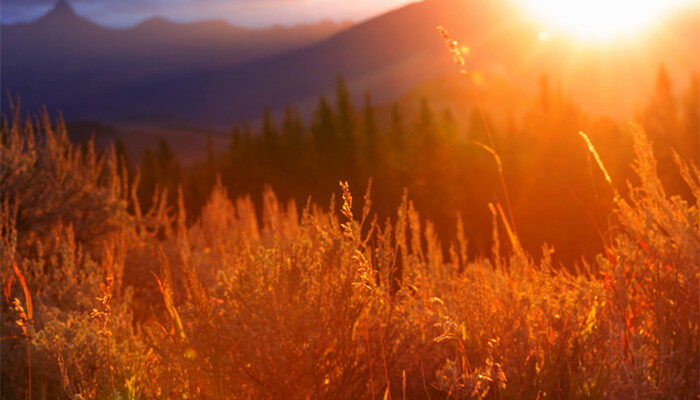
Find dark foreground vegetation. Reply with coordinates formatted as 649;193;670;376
1;85;698;399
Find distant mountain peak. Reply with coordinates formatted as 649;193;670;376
40;0;80;23
50;0;76;15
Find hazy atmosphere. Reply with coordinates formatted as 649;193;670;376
2;0;698;398
1;0;412;27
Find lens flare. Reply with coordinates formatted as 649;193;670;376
517;0;692;41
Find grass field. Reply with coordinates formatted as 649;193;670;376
1;103;697;399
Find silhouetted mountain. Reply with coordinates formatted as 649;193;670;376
37;0;80;25
1;0;351;116
3;0;698;124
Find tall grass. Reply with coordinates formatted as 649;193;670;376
1;109;697;397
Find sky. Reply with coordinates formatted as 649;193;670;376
1;0;414;28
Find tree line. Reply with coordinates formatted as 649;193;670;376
125;69;698;264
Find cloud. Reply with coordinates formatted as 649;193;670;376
1;0;411;27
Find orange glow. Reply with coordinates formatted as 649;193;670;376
516;0;693;41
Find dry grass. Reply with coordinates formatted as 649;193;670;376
1;105;697;399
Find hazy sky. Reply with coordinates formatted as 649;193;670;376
1;0;415;27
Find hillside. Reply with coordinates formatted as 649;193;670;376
0;0;350;118
8;0;696;125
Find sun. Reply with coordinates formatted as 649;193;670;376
516;0;692;41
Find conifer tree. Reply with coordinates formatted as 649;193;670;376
227;125;243;166
653;65;676;115
681;74;699;162
389;103;405;150
261;108;278;165
241;121;253;163
335;75;356;138
311;95;336;162
282;107;305;161
334;76;358;173
362;92;379;171
642;65;680;182
414;98;437;153
643;65;679;144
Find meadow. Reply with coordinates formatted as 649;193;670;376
1;86;698;400
1;5;699;396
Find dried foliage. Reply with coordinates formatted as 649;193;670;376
1;103;697;399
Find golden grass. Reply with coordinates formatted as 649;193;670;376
0;108;697;399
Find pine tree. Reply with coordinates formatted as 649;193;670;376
409;98;439;196
681;73;699;162
311;95;336;161
362;92;379;171
282;107;305;166
335;75;356;138
414;98;437;153
334;76;358;172
241;121;253;163
641;64;680;188
261;108;278;165
389;103;405;150
227;125;243;166
644;64;678;139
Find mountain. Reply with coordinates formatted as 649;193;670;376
3;0;699;124
1;0;351;117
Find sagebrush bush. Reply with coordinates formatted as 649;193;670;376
0;106;130;250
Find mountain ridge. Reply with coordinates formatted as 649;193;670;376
1;0;353;119
69;0;699;124
2;0;698;124
3;0;352;33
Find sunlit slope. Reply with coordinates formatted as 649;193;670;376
62;0;698;124
4;0;696;123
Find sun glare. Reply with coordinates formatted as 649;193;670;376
517;0;691;41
